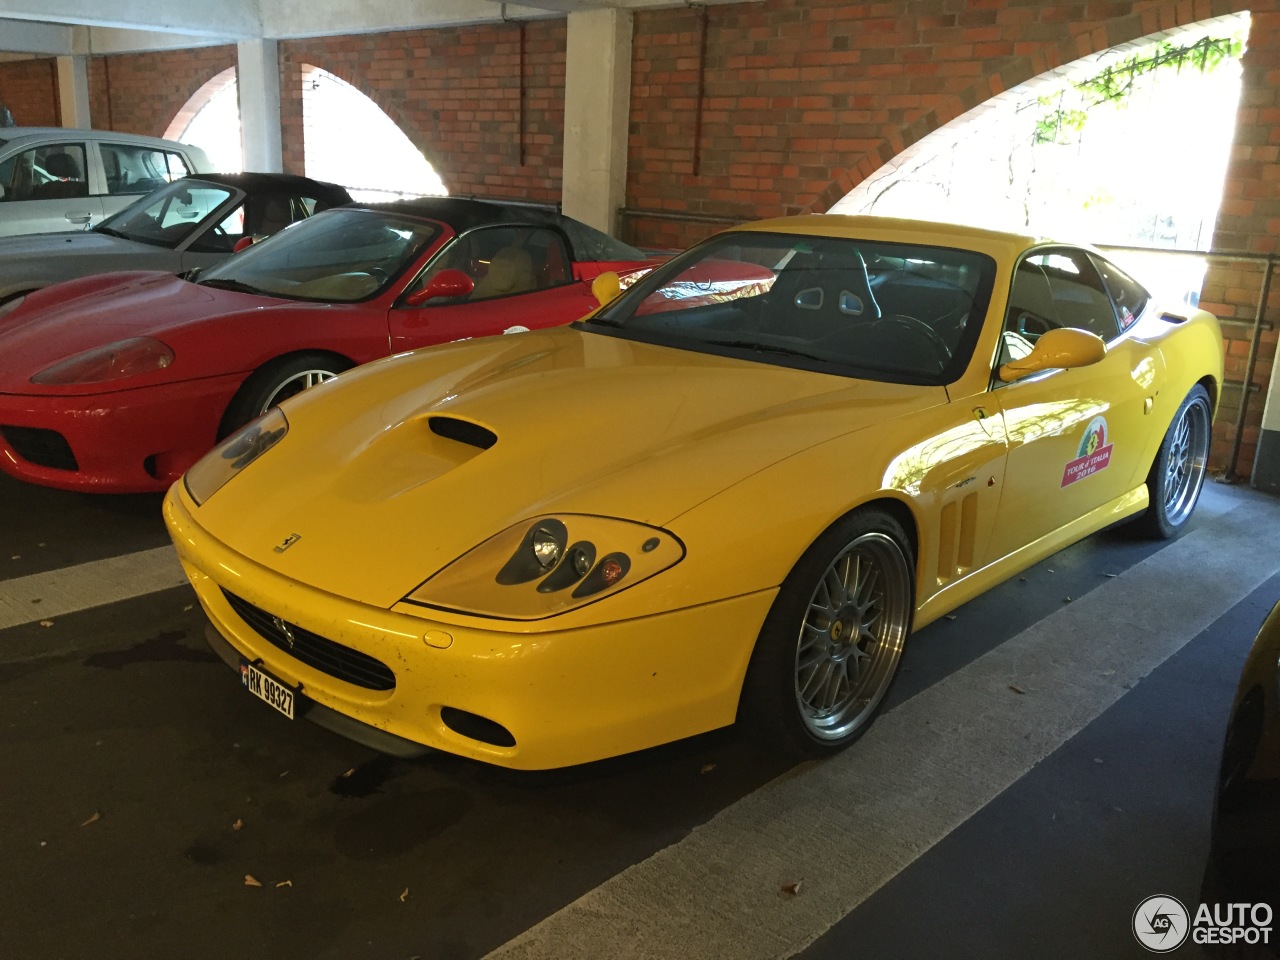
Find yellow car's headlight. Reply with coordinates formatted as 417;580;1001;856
184;408;288;505
404;514;685;620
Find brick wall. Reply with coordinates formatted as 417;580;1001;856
280;20;565;202
623;0;1249;251
0;59;60;127
86;46;236;138
1196;5;1280;477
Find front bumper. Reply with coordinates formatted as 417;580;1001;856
0;373;242;492
165;486;775;770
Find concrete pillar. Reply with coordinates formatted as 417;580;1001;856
56;55;91;129
1253;350;1280;494
237;39;283;173
561;8;632;237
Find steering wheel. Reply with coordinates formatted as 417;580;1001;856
873;314;952;367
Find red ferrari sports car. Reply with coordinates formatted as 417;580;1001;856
0;198;655;492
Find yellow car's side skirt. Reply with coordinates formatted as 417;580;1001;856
915;484;1149;630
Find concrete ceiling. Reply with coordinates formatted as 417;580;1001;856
0;0;749;55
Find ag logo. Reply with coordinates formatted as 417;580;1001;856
1133;895;1190;952
273;532;302;554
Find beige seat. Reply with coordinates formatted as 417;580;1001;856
471;246;536;299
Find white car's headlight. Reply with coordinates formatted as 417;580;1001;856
404;515;684;620
184;408;288;505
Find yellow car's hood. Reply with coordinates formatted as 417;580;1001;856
193;327;943;607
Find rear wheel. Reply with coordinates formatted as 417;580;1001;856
1135;384;1212;539
739;508;914;758
221;353;350;436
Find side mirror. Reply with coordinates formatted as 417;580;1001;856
233;236;255;253
592;271;621;307
998;327;1106;382
404;268;474;306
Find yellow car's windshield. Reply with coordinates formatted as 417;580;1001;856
583;232;997;385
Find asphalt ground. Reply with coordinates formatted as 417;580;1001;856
0;468;1276;960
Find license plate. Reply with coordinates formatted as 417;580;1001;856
240;661;296;720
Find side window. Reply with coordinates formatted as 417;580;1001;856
997;259;1056;368
0;144;89;201
186;200;248;254
1092;255;1149;331
99;144;191;195
410;226;573;304
1028;249;1121;342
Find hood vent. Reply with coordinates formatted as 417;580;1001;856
429;416;497;450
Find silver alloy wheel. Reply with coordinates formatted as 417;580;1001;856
1163;394;1211;527
793;530;911;741
258;369;337;416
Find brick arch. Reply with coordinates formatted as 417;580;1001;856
278;51;431;181
807;0;1249;214
163;66;237;142
280;21;565;203
88;46;237;140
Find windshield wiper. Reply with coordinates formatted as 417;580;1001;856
198;277;264;295
702;338;829;363
94;226;126;239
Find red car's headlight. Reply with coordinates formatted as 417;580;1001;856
31;337;174;386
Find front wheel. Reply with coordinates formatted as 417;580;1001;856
221;353;350;436
739;508;914;759
1135;384;1212;539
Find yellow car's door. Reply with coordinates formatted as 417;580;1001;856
986;249;1164;558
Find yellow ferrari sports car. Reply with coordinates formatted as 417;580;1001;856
164;216;1223;770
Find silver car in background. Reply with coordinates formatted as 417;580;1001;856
0;127;213;236
0;173;353;308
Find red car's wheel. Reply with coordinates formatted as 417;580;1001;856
221;353;352;436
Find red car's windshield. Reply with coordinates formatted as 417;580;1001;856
198;209;442;303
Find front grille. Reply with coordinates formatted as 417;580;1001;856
0;425;77;471
222;590;396;691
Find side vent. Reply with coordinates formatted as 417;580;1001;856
1160;311;1189;324
429;416;497;450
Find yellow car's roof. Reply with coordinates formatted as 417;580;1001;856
730;214;1043;259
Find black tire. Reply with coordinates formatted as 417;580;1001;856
1134;384;1212;540
738;507;915;760
221;353;350;437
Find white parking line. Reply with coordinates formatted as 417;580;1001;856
0;546;188;631
485;494;1280;960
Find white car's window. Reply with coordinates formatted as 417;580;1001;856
100;143;191;196
585;232;997;385
0;143;89;201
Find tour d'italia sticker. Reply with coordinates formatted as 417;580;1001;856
1061;416;1113;487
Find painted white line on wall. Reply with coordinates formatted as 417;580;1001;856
0;546;188;631
486;495;1280;960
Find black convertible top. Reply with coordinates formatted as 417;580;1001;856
357;196;649;262
183;172;353;206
